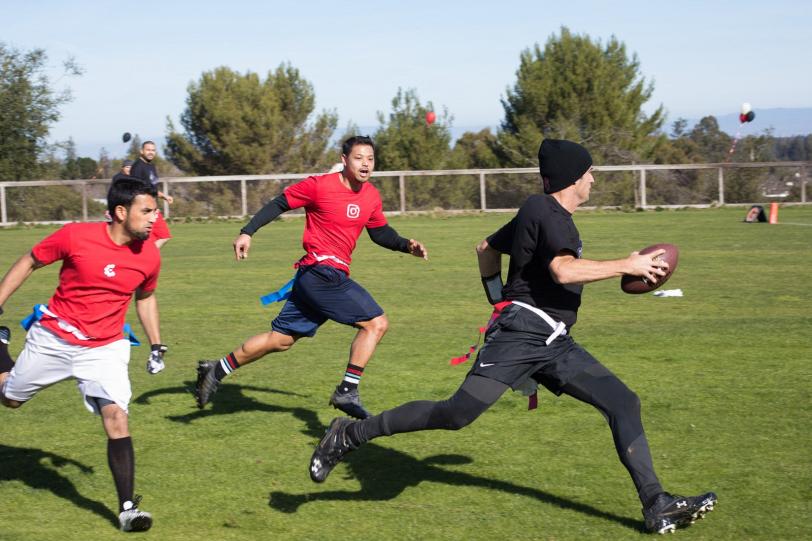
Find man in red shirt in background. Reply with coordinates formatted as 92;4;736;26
0;178;167;532
195;136;428;419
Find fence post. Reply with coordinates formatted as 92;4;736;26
639;168;647;209
241;179;248;217
801;166;807;203
479;171;487;211
717;167;725;205
82;182;88;221
399;174;406;214
162;180;170;217
1;185;6;224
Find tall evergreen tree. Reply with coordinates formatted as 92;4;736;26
0;43;81;181
165;64;337;175
371;89;473;209
498;27;665;166
373;88;452;171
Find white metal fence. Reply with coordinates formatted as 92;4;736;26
0;161;808;227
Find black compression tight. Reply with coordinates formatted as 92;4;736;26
350;375;507;441
349;368;663;507
560;368;663;506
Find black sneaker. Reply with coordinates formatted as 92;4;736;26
328;387;371;419
643;491;717;534
0;326;10;345
195;361;220;409
309;417;357;483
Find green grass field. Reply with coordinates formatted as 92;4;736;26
1;207;810;540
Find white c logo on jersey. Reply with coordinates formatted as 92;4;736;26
346;204;360;219
104;264;116;278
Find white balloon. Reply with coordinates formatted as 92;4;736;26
741;102;752;115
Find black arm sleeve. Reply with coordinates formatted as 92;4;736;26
240;194;291;236
367;224;410;253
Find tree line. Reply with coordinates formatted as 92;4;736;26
2;28;809;220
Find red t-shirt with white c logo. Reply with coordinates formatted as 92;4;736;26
31;222;161;347
284;173;387;274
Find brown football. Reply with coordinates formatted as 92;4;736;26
620;243;679;294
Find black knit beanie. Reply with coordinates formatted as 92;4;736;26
538;139;593;194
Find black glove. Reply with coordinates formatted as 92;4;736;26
481;272;504;305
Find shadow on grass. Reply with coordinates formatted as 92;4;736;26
137;384;640;531
133;382;308;424
0;443;118;527
269;430;641;532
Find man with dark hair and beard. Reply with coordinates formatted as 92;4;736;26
0;178;166;532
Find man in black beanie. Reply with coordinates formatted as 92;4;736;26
309;139;717;535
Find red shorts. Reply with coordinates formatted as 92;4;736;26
150;211;172;240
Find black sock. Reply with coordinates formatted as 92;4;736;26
214;352;240;381
338;363;364;393
107;436;135;512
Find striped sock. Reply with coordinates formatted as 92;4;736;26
338;363;364;393
214;352;240;381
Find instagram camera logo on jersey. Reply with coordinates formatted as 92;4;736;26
103;264;117;278
346;204;361;219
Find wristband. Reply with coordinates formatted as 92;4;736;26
481;272;504;305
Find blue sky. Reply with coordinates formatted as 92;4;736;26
3;0;810;157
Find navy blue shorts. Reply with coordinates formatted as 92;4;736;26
271;264;384;338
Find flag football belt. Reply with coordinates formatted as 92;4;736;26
260;252;351;306
449;301;568;411
309;251;349;269
20;304;141;346
510;301;568;345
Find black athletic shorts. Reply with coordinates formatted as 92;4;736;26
469;303;602;395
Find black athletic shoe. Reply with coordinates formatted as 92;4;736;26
329;387;371;419
309;417;357;483
0;326;10;345
195;361;220;409
643;491;717;534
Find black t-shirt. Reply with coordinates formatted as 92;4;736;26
129;158;158;187
487;194;583;327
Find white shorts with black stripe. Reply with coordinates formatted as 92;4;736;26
2;322;132;414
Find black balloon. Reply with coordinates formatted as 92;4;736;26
746;111;755;122
122;132;132;143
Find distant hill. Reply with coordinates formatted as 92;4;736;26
449;110;812;142
687;108;812;138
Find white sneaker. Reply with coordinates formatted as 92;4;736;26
118;497;153;532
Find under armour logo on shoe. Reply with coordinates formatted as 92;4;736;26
311;459;321;473
676;501;687;508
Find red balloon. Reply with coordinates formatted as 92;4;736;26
425;111;436;125
739;113;747;123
